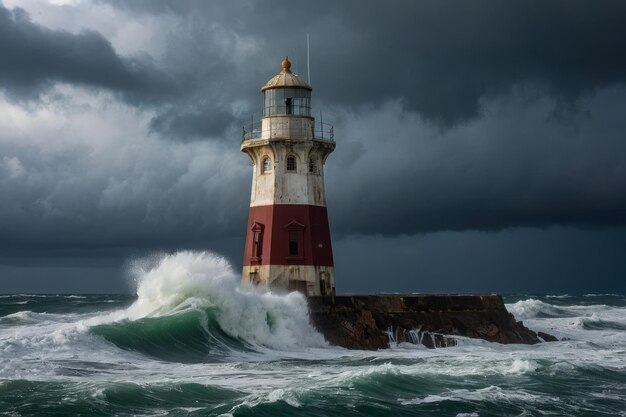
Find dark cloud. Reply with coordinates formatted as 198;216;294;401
6;1;626;136
149;104;237;141
0;4;175;102
100;0;626;126
0;98;249;251
1;0;626;293
326;91;626;235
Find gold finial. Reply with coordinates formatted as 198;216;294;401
281;56;292;72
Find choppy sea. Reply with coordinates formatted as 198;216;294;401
1;251;624;416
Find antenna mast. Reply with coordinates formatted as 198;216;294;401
307;34;311;85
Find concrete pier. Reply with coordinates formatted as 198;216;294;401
307;294;552;350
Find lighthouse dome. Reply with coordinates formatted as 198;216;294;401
261;56;312;91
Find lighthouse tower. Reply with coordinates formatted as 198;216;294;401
241;57;336;296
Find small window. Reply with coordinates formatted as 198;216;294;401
286;155;297;172
262;157;272;173
289;231;299;256
308;158;315;173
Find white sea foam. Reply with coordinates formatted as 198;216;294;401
265;388;302;407
1;310;43;322
583;293;621;297
336;362;402;383
503;358;539;374
506;298;567;320
507;298;626;351
0;310;87;325
400;385;556;405
225;386;305;415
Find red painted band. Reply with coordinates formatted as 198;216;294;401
243;204;334;267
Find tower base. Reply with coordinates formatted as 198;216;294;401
242;265;335;296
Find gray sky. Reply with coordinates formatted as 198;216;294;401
1;0;625;294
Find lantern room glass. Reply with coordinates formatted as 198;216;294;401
263;88;311;117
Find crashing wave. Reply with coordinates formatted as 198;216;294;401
90;251;326;360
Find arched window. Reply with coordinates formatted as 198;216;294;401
286;155;297;172
262;157;272;173
251;222;264;262
284;220;305;260
308;158;315;173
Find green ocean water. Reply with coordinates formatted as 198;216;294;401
1;252;625;416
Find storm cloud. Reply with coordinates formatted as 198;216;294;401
87;0;626;124
0;4;175;102
326;91;626;236
0;0;625;292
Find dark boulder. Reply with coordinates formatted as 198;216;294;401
307;294;554;350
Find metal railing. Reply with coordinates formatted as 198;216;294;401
242;120;334;141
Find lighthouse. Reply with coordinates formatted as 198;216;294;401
241;57;336;296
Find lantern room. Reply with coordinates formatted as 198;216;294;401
261;57;312;117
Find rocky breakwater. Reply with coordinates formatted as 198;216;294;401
307;294;556;350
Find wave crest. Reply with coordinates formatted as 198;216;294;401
93;251;326;359
506;298;571;320
574;315;626;331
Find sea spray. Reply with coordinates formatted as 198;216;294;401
123;250;327;350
